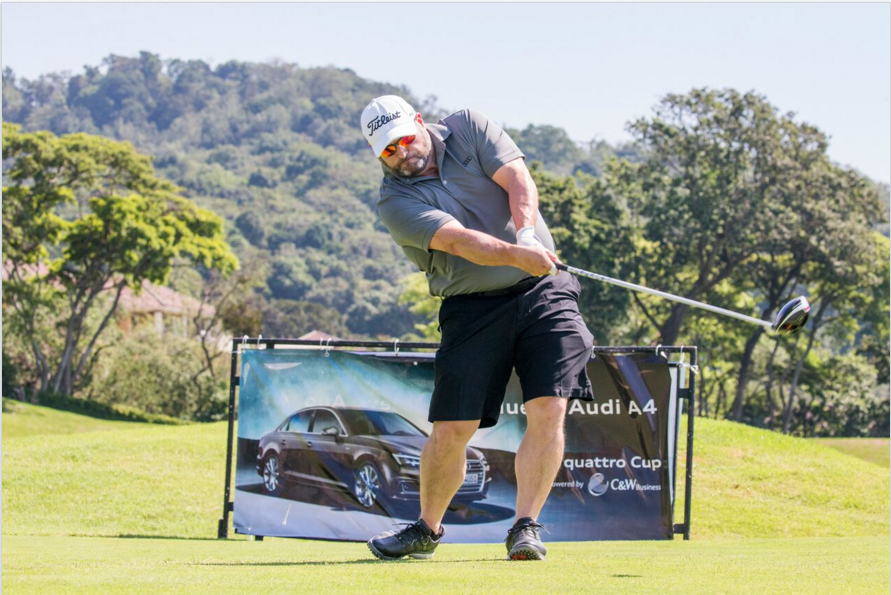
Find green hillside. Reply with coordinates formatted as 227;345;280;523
2;419;223;539
685;419;889;538
2;399;150;440
812;438;890;468
0;55;636;342
2;410;888;540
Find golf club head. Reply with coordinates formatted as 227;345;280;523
772;297;810;335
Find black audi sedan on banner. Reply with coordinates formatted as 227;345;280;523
257;407;491;509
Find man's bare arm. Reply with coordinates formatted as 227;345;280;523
492;158;538;232
429;220;556;277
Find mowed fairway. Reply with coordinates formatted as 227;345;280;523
3;535;888;594
3;400;890;593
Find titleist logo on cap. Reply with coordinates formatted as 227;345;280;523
367;111;402;136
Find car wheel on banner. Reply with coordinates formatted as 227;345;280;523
354;462;382;509
262;454;284;497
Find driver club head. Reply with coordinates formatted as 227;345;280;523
772;297;810;336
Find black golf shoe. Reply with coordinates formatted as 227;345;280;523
367;519;444;561
505;517;548;561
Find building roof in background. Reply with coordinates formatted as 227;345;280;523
297;330;342;342
119;280;214;318
3;261;213;318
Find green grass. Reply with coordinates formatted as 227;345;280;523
2;535;887;594
811;438;890;468
2;398;149;440
2;421;224;538
2;406;889;592
683;419;889;538
3;415;888;540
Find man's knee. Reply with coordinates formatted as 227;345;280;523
524;397;567;433
429;420;479;448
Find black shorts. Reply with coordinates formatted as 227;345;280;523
430;272;595;429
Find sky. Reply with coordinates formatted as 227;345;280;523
2;2;889;184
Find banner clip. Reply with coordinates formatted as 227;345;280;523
655;344;668;360
393;339;399;357
678;346;697;375
324;338;332;357
257;334;263;349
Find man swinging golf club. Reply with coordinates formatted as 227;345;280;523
360;96;596;561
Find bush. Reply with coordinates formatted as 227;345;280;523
34;392;186;425
89;328;228;422
2;351;18;397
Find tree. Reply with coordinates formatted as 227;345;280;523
235;211;266;247
505;124;584;176
189;259;266;388
779;213;886;434
397;272;442;341
532;163;635;344
619;89;815;345
2;123;238;397
262;299;350;339
855;234;891;386
726;115;834;421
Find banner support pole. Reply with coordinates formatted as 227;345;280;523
217;341;240;538
682;347;697;540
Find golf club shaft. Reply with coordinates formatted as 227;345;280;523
556;264;773;330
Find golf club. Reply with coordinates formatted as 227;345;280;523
555;263;810;336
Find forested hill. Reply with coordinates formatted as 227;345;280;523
1;52;629;338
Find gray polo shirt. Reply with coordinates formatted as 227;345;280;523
376;109;555;297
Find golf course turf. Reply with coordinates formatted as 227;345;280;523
2;399;889;593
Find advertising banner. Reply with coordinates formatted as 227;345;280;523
233;348;682;542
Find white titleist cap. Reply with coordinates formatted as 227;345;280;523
360;95;417;157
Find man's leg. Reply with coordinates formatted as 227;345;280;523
420;419;479;533
504;397;567;560
515;397;567;520
367;419;478;561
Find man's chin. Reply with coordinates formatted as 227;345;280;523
399;156;428;178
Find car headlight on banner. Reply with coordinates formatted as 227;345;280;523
392;454;421;468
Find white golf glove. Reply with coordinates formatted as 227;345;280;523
516;226;558;276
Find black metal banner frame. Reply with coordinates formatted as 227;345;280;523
217;340;697;541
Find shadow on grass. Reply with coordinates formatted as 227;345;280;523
194;558;499;567
112;535;224;542
237;483;514;524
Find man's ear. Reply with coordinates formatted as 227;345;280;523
416;113;425;126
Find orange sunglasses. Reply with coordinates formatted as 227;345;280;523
381;135;416;158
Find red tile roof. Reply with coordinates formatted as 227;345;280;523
297;330;342;341
119;280;214;318
3;261;213;318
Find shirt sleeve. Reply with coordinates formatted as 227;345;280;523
377;190;456;252
463;109;525;178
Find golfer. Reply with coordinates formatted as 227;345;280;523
360;96;595;561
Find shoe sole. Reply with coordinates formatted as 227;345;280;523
508;546;546;561
367;540;435;561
